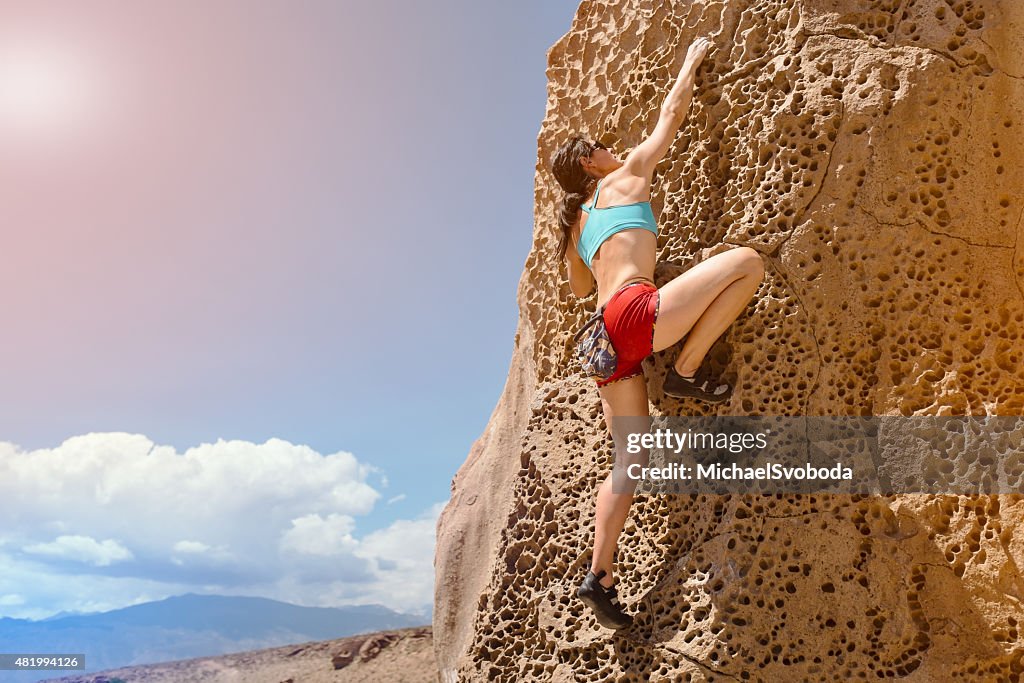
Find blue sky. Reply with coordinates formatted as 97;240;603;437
0;0;581;617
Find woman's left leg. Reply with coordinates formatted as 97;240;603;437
651;246;765;376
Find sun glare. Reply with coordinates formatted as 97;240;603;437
0;38;99;143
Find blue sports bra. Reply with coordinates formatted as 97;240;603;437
576;177;658;267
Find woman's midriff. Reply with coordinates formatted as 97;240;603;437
590;230;658;309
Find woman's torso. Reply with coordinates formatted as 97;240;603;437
574;169;658;308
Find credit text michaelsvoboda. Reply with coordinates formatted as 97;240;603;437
626;462;854;481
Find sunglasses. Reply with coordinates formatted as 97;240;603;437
589;141;608;154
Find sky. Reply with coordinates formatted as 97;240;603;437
0;0;581;619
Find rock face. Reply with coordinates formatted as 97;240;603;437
434;1;1024;681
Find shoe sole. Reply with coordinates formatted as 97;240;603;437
663;388;732;404
577;587;633;630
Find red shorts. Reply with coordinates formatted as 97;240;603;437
596;280;660;388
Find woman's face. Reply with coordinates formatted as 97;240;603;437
582;141;619;174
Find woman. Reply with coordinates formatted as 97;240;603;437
549;36;765;629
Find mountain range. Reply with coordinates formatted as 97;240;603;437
0;593;428;683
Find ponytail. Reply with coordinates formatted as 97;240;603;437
550;135;598;264
555;189;593;262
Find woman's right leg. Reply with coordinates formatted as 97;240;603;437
651;246;765;376
590;373;650;588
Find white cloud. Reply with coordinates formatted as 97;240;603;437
172;540;211;554
169;539;234;567
264;502;442;617
386;494;406;504
0;433;446;619
279;513;358;557
349;502;445;611
24;534;133;566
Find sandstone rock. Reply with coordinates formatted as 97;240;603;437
435;0;1024;680
43;627;434;682
356;633;401;663
331;649;356;670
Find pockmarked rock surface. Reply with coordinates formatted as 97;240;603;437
435;0;1024;681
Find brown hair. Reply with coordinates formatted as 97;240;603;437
549;135;597;263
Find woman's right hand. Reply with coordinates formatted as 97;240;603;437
630;35;714;176
683;36;712;72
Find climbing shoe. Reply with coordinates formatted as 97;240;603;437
577;569;633;630
663;363;732;403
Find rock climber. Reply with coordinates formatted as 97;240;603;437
548;35;766;629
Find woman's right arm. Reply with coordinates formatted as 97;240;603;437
565;224;595;298
623;37;712;180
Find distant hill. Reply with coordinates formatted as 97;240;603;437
40;625;436;683
0;594;427;683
